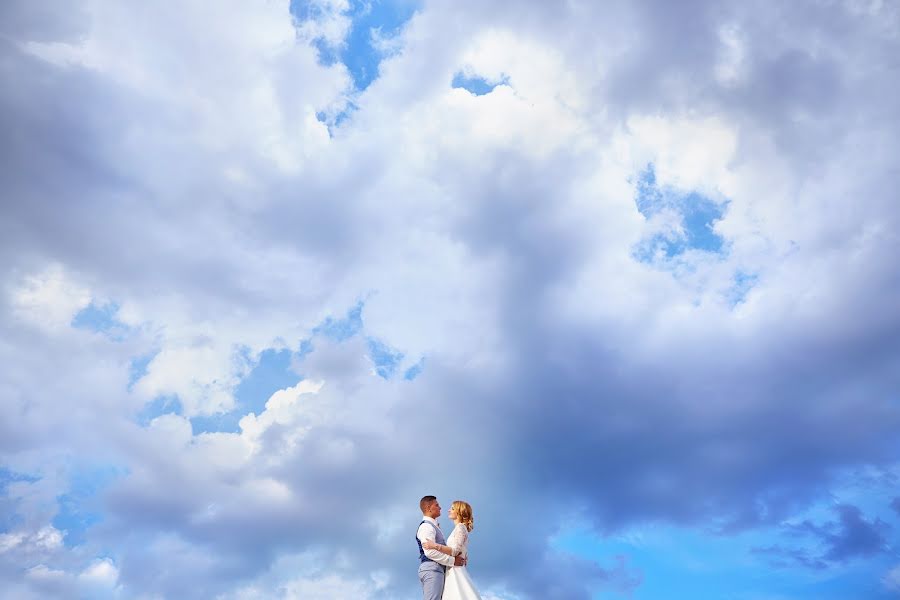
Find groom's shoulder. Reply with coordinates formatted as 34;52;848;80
416;518;435;531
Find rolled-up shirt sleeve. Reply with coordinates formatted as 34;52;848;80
417;523;455;567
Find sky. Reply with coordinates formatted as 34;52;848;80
1;0;899;598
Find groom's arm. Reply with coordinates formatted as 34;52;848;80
416;524;455;567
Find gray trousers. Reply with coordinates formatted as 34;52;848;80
418;564;445;600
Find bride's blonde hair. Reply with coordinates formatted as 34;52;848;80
452;500;474;532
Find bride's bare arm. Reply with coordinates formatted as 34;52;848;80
421;540;459;556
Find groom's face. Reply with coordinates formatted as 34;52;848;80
427;500;441;519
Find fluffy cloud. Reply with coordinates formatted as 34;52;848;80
884;562;900;593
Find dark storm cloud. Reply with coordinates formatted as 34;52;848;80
378;1;900;596
753;504;889;570
800;505;889;563
0;0;89;43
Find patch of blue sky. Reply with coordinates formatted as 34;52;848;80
633;164;728;263
825;467;900;527
554;520;897;600
127;351;157;391
0;511;20;535
71;300;130;340
297;337;314;358
0;467;40;490
292;0;417;91
234;348;298;412
632;232;689;262
316;102;358;136
189;413;240;435
635;162;663;216
367;337;403;379
185;302;409;434
53;495;101;547
52;465;123;548
0;468;40;533
191;303;373;434
191;348;299;434
314;301;364;342
451;72;509;96
728;270;759;306
404;356;425;380
136;394;183;426
680;192;725;253
342;0;416;90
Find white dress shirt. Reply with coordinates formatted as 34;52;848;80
416;516;455;567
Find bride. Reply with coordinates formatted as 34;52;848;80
421;500;482;600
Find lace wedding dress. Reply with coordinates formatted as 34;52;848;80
442;523;482;600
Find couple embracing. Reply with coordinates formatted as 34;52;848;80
415;495;483;600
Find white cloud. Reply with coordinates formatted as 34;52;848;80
79;557;119;588
0;533;24;554
240;379;326;449
25;563;67;582
280;574;374;599
225;574;376;600
135;341;249;417
9;264;91;331
884;563;900;592
0;525;63;558
623;115;738;196
293;0;352;49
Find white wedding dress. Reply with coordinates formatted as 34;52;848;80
442;523;482;600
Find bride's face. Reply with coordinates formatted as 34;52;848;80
448;506;457;521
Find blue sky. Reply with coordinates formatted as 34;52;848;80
2;0;900;599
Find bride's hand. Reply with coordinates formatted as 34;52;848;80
422;540;437;550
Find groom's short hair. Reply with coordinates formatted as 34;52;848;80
420;495;437;513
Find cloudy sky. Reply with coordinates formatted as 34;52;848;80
2;0;899;598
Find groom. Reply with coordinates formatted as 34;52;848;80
416;495;466;600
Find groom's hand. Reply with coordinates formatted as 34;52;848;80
453;555;466;567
